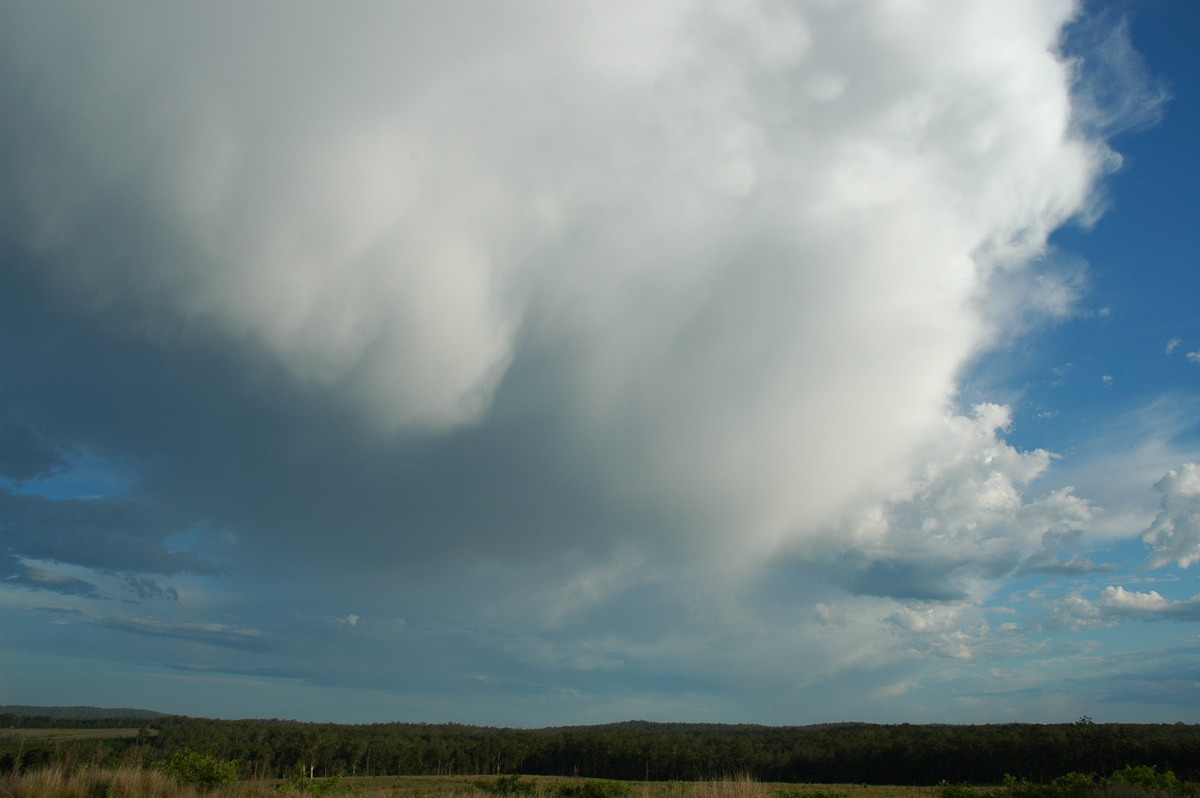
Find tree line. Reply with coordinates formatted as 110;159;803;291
3;715;1199;785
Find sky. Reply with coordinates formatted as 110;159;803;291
1;0;1198;728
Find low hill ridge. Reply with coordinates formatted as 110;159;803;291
0;705;167;720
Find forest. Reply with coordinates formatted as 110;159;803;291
3;714;1199;785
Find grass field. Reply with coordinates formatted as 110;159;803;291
0;767;970;798
354;776;954;798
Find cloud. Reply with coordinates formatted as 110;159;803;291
1142;463;1200;567
88;615;267;651
1048;585;1200;631
0;554;99;597
0;1;1172;722
123;576;179;602
0;421;68;485
1166;338;1181;355
776;404;1097;604
1018;529;1114;576
0;0;1123;585
0;488;220;577
1062;10;1170;139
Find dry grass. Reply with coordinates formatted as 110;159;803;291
0;766;274;798
0;768;957;798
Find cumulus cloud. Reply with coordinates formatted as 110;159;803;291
777;404;1096;601
1018;528;1114;576
0;0;1169;721
1054;586;1200;626
0;0;1124;580
1142;463;1200;567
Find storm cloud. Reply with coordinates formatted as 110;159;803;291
0;0;1183;723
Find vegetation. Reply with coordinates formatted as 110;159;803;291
3;713;1200;795
0;765;1197;798
162;749;241;791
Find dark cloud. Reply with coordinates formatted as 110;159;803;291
123;576;178;602
0;488;219;576
0;420;68;485
842;556;971;602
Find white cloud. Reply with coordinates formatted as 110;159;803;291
788;404;1097;594
1165;338;1181;354
1187;352;1200;365
1051;585;1200;627
1098;585;1171;613
1142;463;1200;567
2;0;1103;446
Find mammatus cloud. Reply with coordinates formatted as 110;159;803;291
1142;463;1200;567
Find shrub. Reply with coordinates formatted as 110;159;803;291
1004;774;1049;798
1109;766;1186;796
283;769;357;796
938;781;980;798
1052;772;1098;798
555;780;633;798
161;749;240;791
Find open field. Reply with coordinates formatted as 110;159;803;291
338;775;961;798
0;768;975;798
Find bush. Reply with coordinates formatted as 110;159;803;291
1005;774;1049;798
283;769;357;796
938;781;980;798
1109;766;1184;796
1052;772;1098;798
555;780;633;798
161;749;240;791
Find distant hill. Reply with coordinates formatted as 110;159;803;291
0;705;167;720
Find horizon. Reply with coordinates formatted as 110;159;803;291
3;0;1199;726
5;704;1193;729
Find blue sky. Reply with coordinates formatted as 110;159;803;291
2;0;1199;727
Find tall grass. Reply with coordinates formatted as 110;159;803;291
0;765;275;798
0;770;994;798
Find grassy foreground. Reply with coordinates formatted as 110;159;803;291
0;768;949;798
